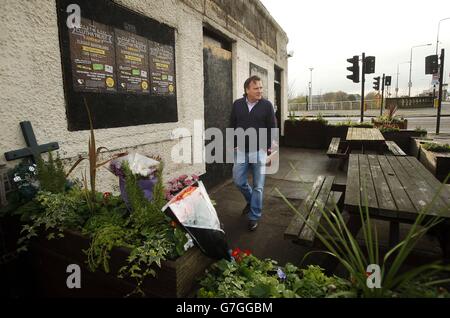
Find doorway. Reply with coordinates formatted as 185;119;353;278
274;66;282;130
202;28;233;189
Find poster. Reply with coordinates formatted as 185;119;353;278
69;18;116;92
115;28;149;94
250;62;268;97
148;40;176;96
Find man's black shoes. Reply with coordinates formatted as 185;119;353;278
248;220;258;231
242;203;250;215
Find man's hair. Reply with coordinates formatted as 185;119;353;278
243;75;261;96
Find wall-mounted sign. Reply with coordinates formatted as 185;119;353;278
69;18;116;92
57;0;178;131
115;28;149;94
148;40;176;96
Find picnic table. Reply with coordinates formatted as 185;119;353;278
346;127;385;153
344;154;450;258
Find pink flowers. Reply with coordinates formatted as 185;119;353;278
165;174;199;201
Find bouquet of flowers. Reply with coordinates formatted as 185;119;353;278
10;162;39;201
165;174;199;201
162;180;230;260
109;153;160;207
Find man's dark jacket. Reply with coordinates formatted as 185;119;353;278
229;97;276;153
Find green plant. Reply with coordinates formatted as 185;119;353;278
17;190;87;252
118;230;172;297
123;161;167;230
197;252;353;298
36;152;68;194
80;161;187;297
287;111;297;121
275;166;450;298
85;224;136;273
333;120;374;127
414;126;428;136
379;125;400;133
422;142;450;153
315;113;328;124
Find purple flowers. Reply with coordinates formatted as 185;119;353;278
277;267;287;281
109;160;125;178
165;174;199;201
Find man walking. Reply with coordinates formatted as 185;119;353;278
229;75;276;231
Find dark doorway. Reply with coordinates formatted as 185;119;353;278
201;28;233;189
274;67;282;130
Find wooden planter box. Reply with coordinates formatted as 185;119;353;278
412;139;450;183
372;119;408;130
28;229;214;297
284;120;328;149
382;130;425;154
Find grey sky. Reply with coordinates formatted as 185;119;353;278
260;0;450;97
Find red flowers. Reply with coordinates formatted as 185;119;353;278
231;247;251;262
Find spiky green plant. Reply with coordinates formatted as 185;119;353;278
66;97;124;213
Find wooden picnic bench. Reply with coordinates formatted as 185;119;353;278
385;140;406;156
327;138;349;159
346;127;385;153
345;154;450;258
284;175;342;246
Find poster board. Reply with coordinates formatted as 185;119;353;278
56;0;178;131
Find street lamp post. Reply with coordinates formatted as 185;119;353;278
433;18;450;102
436;18;450;55
396;61;409;97
308;67;313;110
408;43;432;97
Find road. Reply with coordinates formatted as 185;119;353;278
301;102;450;134
324;116;450;134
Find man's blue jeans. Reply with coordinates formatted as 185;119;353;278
233;150;267;221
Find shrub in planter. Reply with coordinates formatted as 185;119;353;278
372;105;408;129
284;115;329;149
197;249;353;298
14;163;202;297
419;142;450;183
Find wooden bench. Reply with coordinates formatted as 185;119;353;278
327;138;349;159
284;175;339;247
385;140;406;156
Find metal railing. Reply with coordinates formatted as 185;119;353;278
288;99;379;112
385;97;433;108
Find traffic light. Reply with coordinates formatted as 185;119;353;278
346;55;359;83
373;76;380;91
385;76;391;86
425;55;439;74
364;56;376;74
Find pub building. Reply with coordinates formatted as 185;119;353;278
0;0;288;190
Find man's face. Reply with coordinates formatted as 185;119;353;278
246;80;263;102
